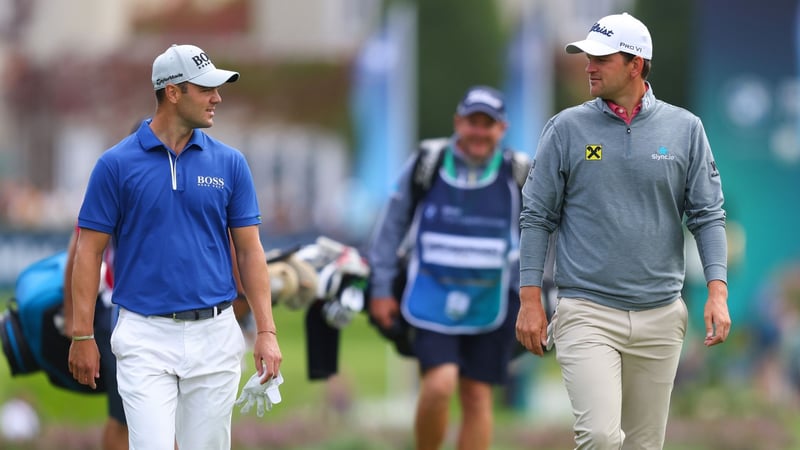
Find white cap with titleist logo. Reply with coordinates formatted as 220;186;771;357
565;12;652;60
151;44;240;91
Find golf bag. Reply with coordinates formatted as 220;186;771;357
265;236;370;380
0;250;107;394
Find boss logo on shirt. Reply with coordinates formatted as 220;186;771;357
585;145;602;160
197;176;225;189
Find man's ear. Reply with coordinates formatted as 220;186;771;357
630;55;644;79
165;84;181;103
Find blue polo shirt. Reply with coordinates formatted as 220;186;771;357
78;119;262;316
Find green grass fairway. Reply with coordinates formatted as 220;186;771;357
0;303;396;423
2;293;800;449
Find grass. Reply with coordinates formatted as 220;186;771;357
2;292;800;449
0;299;422;448
0;301;395;419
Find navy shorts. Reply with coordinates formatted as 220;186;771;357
412;291;520;385
95;301;126;425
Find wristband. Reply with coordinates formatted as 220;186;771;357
72;334;95;342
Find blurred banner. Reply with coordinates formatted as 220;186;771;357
689;0;800;326
0;231;71;289
348;3;417;238
502;2;553;157
499;4;556;414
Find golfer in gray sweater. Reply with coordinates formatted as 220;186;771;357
515;12;730;450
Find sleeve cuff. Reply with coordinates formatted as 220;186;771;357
519;268;544;288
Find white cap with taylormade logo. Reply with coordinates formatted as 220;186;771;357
151;44;240;90
565;13;652;60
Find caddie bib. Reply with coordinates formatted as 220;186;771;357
401;151;518;334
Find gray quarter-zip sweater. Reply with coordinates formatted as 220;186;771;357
519;84;727;311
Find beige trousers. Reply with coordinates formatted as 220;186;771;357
554;297;687;450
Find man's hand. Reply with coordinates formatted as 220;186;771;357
369;296;399;330
253;332;282;380
516;286;549;357
704;280;730;347
68;339;100;390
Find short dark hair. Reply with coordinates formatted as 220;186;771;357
154;81;189;103
622;53;651;80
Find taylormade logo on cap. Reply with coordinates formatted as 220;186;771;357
151;44;240;90
565;13;653;60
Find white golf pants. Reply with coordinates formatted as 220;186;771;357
111;307;245;450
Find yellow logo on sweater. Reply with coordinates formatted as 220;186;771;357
585;145;602;160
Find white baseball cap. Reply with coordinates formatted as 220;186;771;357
565;13;652;60
151;44;239;91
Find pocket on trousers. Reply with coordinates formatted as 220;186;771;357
109;309;128;358
677;297;689;336
550;297;564;349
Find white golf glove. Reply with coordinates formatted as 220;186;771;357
234;371;284;417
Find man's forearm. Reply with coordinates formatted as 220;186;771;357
238;252;276;334
71;253;102;336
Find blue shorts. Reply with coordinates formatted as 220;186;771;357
412;291;520;385
95;301;126;425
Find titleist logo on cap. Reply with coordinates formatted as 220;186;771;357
590;23;614;37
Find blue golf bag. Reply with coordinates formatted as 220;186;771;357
0;250;107;394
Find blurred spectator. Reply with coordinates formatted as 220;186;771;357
750;262;800;407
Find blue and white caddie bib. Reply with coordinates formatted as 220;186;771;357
401;152;519;334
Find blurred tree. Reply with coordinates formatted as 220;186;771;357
633;0;692;108
398;0;506;138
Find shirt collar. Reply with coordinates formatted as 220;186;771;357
136;118;206;153
603;82;653;125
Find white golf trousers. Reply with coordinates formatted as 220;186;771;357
111;307;245;450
